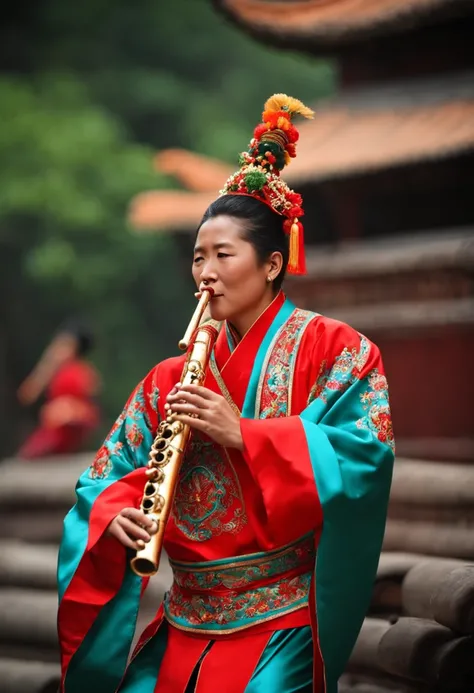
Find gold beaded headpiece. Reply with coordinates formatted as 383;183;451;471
220;94;314;275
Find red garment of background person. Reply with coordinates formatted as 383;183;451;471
17;321;101;460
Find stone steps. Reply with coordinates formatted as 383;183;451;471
0;658;60;693
0;455;88;692
1;453;474;692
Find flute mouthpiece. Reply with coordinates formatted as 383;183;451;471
178;288;214;351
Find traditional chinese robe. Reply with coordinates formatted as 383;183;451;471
57;292;394;693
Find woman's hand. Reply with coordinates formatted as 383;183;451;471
106;507;158;550
165;383;243;451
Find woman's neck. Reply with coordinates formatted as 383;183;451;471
228;291;279;341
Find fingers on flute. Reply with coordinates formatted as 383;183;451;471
118;517;152;543
167;402;199;416
114;524;142;551
165;383;183;404
120;507;155;528
119;508;156;534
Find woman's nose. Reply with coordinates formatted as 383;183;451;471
200;262;217;284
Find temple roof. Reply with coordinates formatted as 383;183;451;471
129;190;217;231
213;0;474;52
286;70;474;185
129;72;474;232
153;149;232;193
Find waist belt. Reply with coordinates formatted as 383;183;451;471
164;533;315;634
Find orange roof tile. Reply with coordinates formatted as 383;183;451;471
154;149;232;192
286;96;474;185
214;0;474;49
130;74;474;231
128;190;216;231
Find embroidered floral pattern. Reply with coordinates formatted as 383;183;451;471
308;336;371;405
165;572;311;631
259;309;314;418
88;381;150;479
170;534;314;592
147;384;160;419
172;436;247;541
165;535;314;631
127;382;147;425
89;442;123;480
356;370;395;452
125;422;144;448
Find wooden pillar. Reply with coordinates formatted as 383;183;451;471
322;181;362;242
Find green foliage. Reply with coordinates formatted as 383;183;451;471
0;74;192;450
0;0;335;455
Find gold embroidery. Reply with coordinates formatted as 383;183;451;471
164;602;308;636
209;356;241;417
256;309;316;418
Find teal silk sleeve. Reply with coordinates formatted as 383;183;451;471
58;378;157;693
58;379;154;599
300;340;394;693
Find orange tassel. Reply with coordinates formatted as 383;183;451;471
287;219;307;276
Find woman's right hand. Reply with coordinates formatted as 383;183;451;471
106;507;158;550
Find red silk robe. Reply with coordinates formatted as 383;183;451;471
58;292;394;693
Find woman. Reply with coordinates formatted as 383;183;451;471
58;95;394;693
17;319;100;459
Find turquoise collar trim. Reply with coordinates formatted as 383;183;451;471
242;297;295;419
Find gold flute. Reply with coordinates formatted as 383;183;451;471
130;288;218;577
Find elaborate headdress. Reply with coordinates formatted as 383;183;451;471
220;94;314;275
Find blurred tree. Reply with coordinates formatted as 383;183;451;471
0;75;191;453
0;0;334;158
0;0;335;456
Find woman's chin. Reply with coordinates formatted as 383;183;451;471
209;301;230;322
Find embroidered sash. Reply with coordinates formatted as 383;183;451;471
164;534;315;634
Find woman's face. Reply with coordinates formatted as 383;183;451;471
192;215;277;329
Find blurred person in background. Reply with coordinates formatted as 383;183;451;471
57;96;394;693
17;319;101;460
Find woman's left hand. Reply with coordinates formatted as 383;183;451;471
165;384;243;451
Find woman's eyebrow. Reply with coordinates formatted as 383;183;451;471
193;242;235;253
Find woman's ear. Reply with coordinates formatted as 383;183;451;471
268;251;283;277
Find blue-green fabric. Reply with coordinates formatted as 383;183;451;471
300;365;394;692
59;308;394;693
242;297;295;418
246;627;313;692
119;622;169;693
59;379;156;692
243;303;394;691
64;567;143;693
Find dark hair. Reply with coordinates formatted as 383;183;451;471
59;319;95;357
198;195;289;291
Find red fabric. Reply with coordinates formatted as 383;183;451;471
195;631;273;693
58;467;147;686
59;297;371;691
150;619;309;693
310;556;325;693
211;291;285;411
136;605;311;658
18;424;92;459
45;359;100;429
19;359;100;460
154;626;210;692
48;359;99;400
240;416;323;547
